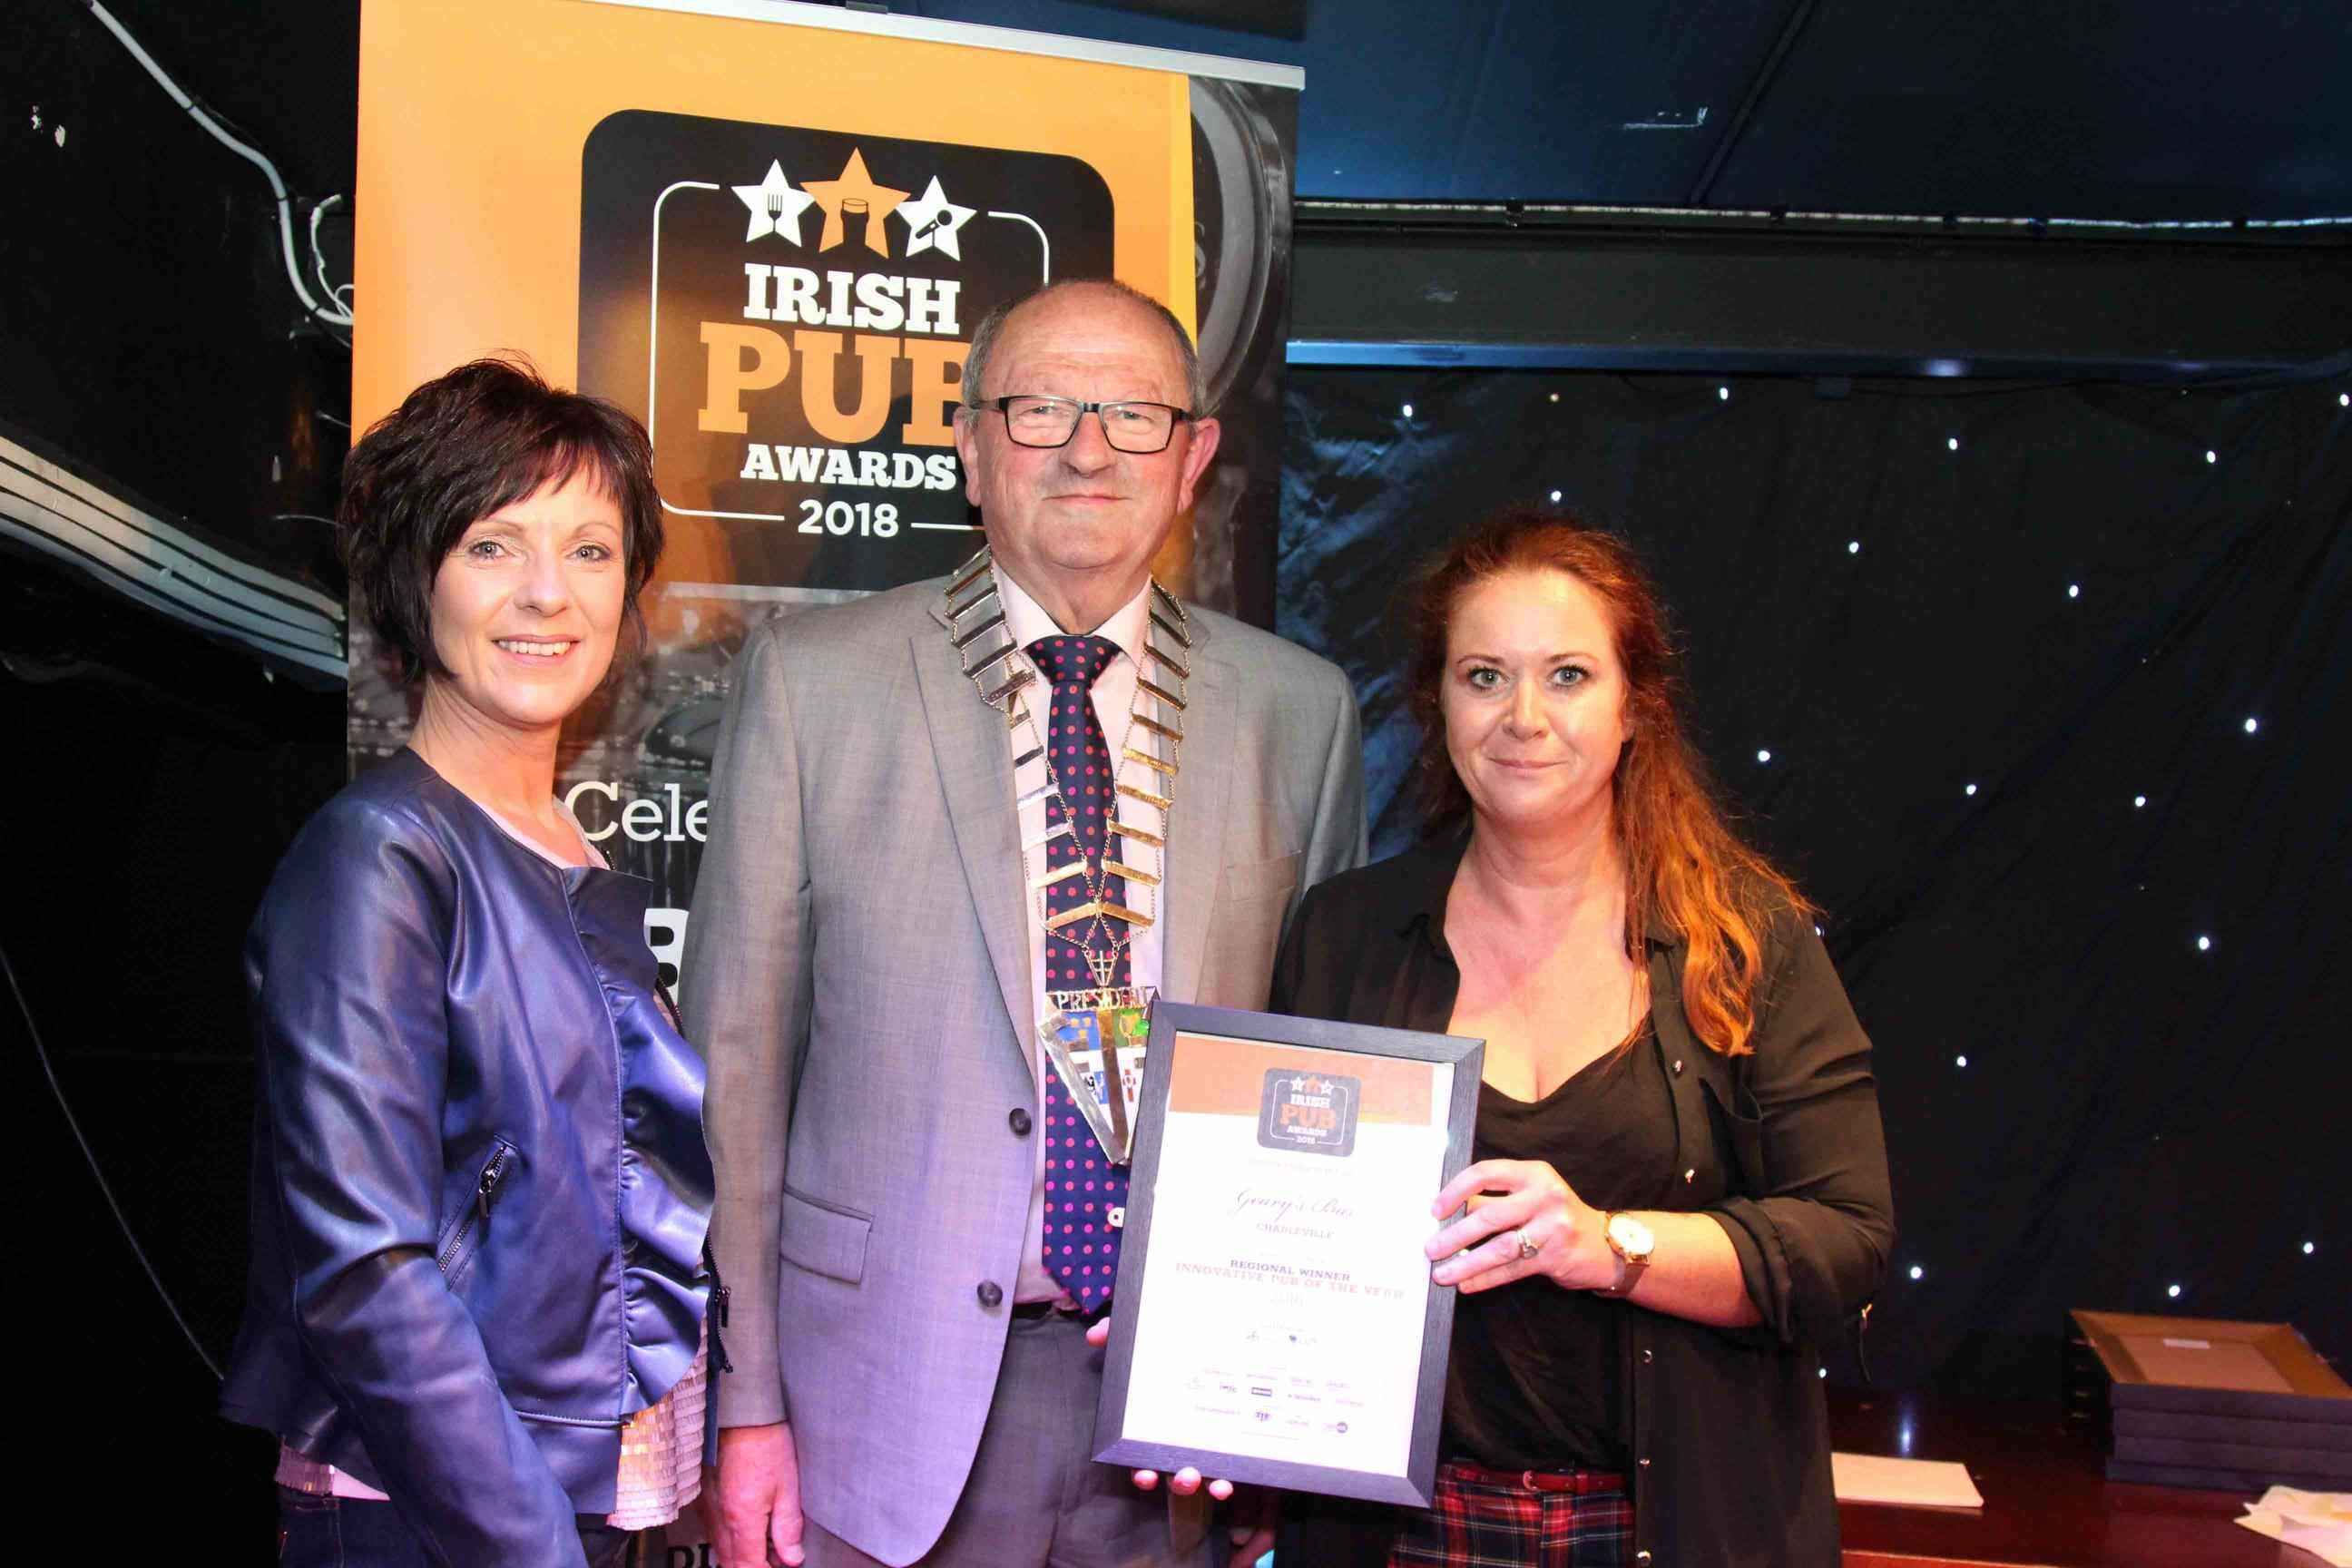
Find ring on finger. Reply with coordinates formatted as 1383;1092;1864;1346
1514;1227;1540;1261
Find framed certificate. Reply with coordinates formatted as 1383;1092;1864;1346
1093;1001;1484;1507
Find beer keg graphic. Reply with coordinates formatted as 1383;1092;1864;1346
1190;76;1293;416
1183;76;1298;622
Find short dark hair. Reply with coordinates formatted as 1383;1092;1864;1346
339;357;663;681
958;279;1207;415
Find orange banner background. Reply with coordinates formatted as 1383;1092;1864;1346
354;0;1192;429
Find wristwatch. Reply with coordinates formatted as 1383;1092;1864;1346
1595;1210;1654;1297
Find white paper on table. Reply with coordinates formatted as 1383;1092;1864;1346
1830;1450;1985;1508
1118;1062;1454;1483
2237;1486;2352;1567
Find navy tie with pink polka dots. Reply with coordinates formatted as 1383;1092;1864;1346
1027;633;1127;1309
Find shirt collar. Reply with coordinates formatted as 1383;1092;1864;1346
995;564;1152;668
1391;828;1469;946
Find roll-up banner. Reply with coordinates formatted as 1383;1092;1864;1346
349;0;1299;998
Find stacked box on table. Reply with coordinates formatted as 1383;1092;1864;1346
2065;1310;2352;1490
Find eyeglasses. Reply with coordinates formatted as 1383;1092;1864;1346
974;395;1195;455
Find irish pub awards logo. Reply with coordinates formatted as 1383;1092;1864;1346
1258;1069;1362;1157
577;111;1115;590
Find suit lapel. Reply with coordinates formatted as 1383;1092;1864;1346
1161;623;1233;1004
911;613;1034;1054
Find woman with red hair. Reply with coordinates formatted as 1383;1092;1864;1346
1275;507;1893;1567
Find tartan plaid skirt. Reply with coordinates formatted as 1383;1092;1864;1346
1385;1460;1632;1568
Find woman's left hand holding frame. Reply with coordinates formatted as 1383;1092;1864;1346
1426;1158;1610;1293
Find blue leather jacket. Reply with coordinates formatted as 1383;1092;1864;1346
221;750;713;1565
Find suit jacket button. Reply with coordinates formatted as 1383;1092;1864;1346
1009;1108;1034;1136
976;1280;1004;1308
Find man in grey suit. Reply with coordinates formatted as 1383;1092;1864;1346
688;279;1366;1568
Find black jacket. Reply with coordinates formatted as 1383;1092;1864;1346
1272;834;1893;1568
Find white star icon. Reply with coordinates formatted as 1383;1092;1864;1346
897;176;977;260
730;160;817;245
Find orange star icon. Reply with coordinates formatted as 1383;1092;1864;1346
800;150;911;257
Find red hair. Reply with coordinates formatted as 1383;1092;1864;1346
1406;506;1808;1056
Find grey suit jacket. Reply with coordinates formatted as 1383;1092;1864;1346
682;576;1367;1566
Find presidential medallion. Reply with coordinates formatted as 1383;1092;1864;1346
1039;986;1152;1164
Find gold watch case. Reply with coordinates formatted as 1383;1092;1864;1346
1598;1210;1655;1296
1605;1210;1656;1264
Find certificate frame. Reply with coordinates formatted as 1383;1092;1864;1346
1093;1000;1485;1507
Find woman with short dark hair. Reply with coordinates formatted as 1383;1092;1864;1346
221;358;713;1567
1278;507;1892;1567
338;357;666;681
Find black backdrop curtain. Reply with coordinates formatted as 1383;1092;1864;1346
1279;368;2350;1396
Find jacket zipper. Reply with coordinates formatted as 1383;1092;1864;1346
706;1247;735;1375
436;1142;514;1277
